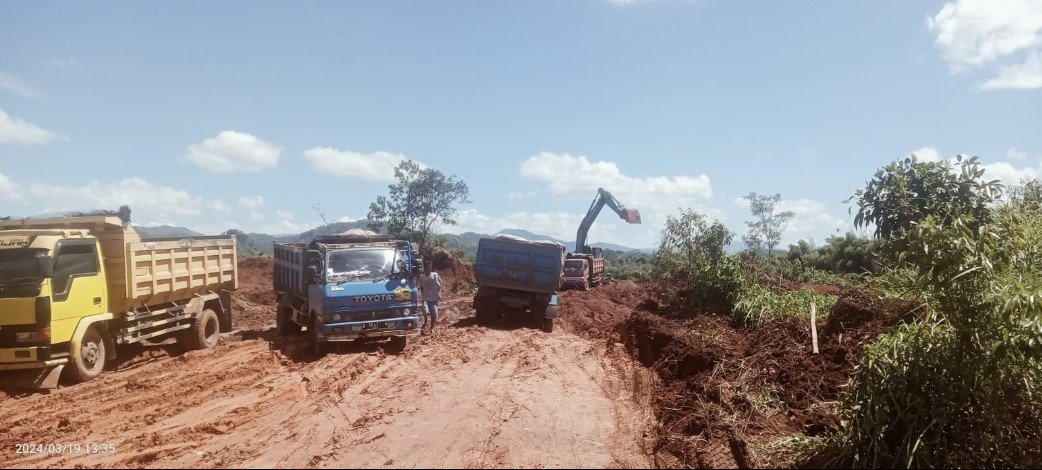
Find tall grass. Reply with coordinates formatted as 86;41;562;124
732;280;838;327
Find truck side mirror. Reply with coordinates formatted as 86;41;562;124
37;255;54;277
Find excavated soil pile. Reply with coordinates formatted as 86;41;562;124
232;255;276;331
426;248;475;294
558;280;651;339
622;289;920;468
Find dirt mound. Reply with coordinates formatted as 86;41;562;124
558;280;651;339
825;288;920;335
426;248;474;297
622;288;921;468
231;255;275;331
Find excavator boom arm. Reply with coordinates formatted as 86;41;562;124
574;188;641;254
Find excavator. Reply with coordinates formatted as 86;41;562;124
563;188;641;290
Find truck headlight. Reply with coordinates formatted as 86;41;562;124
333;314;342;322
402;308;412;316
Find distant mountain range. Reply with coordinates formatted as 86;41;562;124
133;221;652;258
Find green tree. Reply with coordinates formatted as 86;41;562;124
741;192;794;259
649;209;742;312
1009;177;1042;213
366;160;471;253
833;154;1042;468
848;155;1002;258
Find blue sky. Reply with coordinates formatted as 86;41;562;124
2;0;1041;249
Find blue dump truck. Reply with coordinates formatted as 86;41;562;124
472;235;565;333
273;234;422;355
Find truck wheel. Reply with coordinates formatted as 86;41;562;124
542;317;554;333
388;336;408;355
276;306;301;335
66;325;106;383
311;324;327;357
474;300;492;324
581;280;590;291
181;309;220;350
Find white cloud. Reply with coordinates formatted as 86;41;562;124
928;0;1042;90
0;108;60;145
0;73;41;98
512;152;716;248
983;161;1040;187
302;147;416;182
929;0;1042;70
519;152;712;203
776;199;848;246
1008;147;1030;160
977;50;1042;90
208;199;230;212
730;196;848;247
248;211;265;222
184;131;280;173
907;145;1041;190
275;210;294;220
0;172;23;203
237;195;264;209
27;178;204;219
912;146;942;162
337;215;358;223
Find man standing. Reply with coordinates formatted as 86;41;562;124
419;260;442;334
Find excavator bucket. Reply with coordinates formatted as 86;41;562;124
620;209;641;224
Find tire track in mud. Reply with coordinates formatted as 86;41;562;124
0;296;655;469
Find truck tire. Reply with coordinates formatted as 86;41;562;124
66;325;106;383
388;335;408;355
181;309;220;350
276;306;301;335
474;299;492;324
581;280;590;291
542;317;554;333
311;322;327;357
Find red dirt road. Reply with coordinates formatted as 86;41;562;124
0;260;656;468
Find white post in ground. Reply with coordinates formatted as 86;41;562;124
810;302;819;354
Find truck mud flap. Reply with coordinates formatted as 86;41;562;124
2;364;64;390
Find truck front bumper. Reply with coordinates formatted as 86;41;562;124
317;316;421;342
0;346;66;371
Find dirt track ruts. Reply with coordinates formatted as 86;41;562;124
0;293;657;468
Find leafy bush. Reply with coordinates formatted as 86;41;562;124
648;209;743;312
830;155;1042;467
764;258;864;289
733;281;838;327
604;250;651;282
787;232;877;276
451;277;478;295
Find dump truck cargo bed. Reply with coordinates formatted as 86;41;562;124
474;236;565;295
0;215;237;312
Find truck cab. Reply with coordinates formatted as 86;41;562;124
274;235;422;354
0;231;106;377
562;257;590;290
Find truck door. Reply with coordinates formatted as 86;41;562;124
49;239;107;346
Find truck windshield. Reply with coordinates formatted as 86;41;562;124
565;260;585;273
0;248;48;297
326;248;397;282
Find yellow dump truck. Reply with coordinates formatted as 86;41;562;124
0;213;237;387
